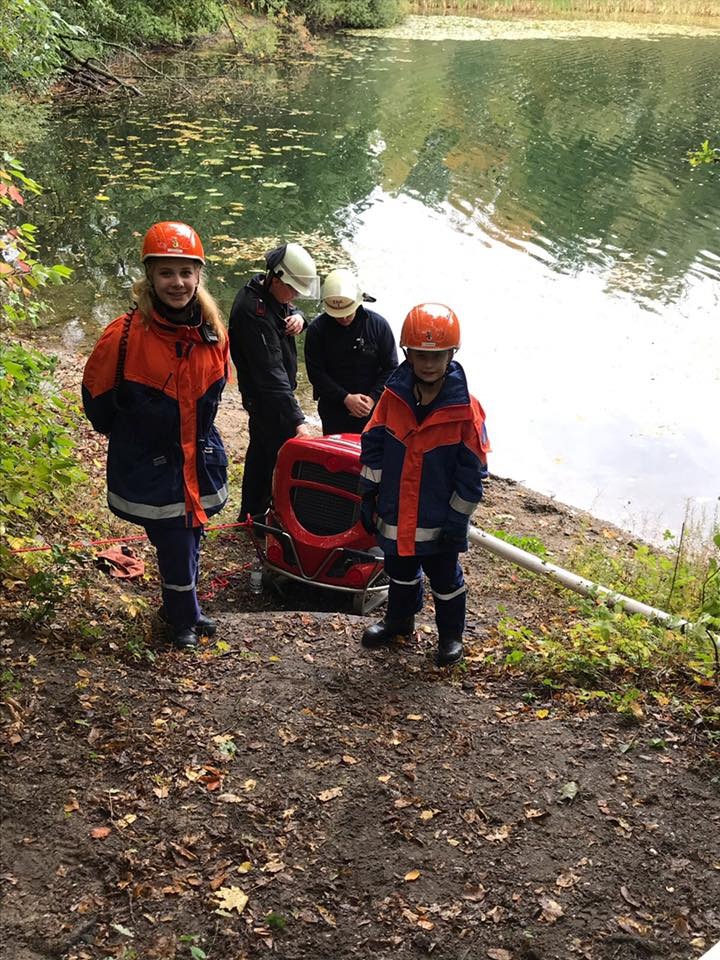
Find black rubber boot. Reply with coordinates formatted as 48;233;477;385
170;626;198;651
361;617;415;648
195;613;217;637
436;636;464;667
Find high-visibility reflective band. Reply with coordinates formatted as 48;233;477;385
108;491;185;520
201;484;228;508
389;576;422;586
162;581;195;593
450;492;478;516
431;584;467;601
360;465;382;484
377;519;443;542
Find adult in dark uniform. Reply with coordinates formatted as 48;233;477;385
304;268;398;435
228;242;319;520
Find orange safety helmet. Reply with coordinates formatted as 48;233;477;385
399;303;460;351
141;221;205;264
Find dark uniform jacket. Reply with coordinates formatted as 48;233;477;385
228;275;305;431
304;306;397;409
360;360;489;558
82;307;229;528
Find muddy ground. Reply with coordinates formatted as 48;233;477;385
1;365;719;960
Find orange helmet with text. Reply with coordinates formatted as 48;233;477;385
141;221;205;264
399;303;460;351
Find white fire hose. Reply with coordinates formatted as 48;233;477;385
468;525;719;672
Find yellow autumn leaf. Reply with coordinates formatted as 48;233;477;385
419;809;436;821
317;786;343;802
536;709;550;719
406;714;424;721
214;885;248;914
95;194;110;201
237;861;253;874
243;779;257;791
404;869;421;882
377;774;392;783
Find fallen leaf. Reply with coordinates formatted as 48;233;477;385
535;709;549;719
539;895;564;923
316;904;336;926
525;807;548;820
117;813;137;829
487;950;512;960
243;779;257;791
419;809;436;820
377;774;392;783
217;792;244;804
342;754;359;765
417;919;435;930
90;826;111;839
214;885;248;914
616;915;649;936
263;860;285;873
555;870;578;889
406;714;424;721
620;885;641;908
317;787;342;803
404;869;421;881
486;824;511;842
559;781;578;802
237;861;253;874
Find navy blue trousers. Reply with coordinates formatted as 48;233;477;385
144;524;203;629
384;551;466;639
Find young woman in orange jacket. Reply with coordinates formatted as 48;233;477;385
82;222;229;649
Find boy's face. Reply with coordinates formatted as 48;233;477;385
406;348;453;384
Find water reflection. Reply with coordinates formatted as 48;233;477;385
23;30;720;539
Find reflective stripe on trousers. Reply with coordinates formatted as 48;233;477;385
384;551;466;640
144;524;203;629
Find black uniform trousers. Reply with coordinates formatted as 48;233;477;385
240;407;295;520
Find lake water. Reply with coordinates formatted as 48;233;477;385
25;19;720;542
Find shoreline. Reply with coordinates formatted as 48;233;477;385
346;13;720;39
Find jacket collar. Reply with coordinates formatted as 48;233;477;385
386;359;471;416
148;308;205;342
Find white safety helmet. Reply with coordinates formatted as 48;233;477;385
321;268;364;318
266;242;320;299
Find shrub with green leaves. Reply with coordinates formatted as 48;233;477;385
1;156;83;551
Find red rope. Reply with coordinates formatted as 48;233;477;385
9;520;251;554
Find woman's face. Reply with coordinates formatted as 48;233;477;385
149;257;201;309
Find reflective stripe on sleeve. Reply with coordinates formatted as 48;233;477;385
108;492;186;520
450;492;478;516
361;466;382;483
377;519;443;542
201;484;228;509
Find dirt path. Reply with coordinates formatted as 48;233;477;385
1;350;718;959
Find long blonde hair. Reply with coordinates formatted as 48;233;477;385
131;270;227;346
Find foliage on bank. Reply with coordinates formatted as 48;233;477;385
0;156;82;558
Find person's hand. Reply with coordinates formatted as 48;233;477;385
285;314;304;337
439;520;469;548
344;393;374;418
295;422;311;437
360;492;377;535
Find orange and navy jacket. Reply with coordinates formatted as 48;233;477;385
360;360;489;557
82;307;229;528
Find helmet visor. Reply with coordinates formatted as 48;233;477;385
283;272;320;300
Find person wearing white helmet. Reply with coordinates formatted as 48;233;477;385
305;267;398;435
229;241;320;519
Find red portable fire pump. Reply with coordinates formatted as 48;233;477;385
247;434;388;613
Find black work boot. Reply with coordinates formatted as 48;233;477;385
194;613;217;637
436;636;464;667
170;626;198;651
361;617;415;649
